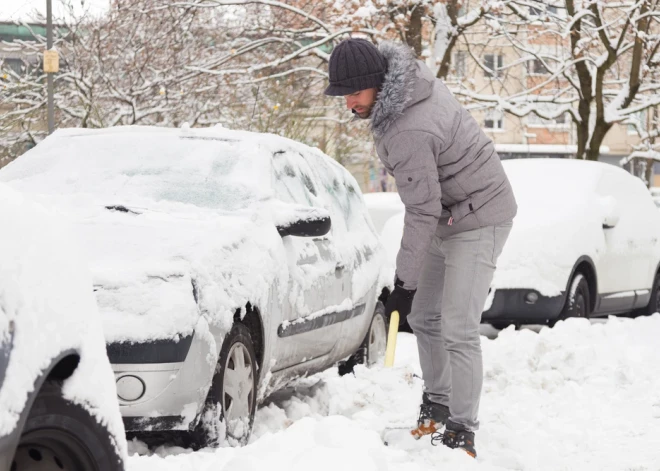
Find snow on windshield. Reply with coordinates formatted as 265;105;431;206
0;127;272;211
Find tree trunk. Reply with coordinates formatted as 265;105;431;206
407;4;424;57
587;120;612;161
575;99;591;160
436;33;459;79
646;105;659;187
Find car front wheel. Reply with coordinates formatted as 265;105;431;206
338;301;388;375
191;323;257;449
12;381;123;471
557;272;591;322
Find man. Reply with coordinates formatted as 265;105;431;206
324;38;517;458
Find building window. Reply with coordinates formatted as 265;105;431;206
2;58;24;75
485;110;504;130
454;51;466;78
528;106;570;127
528;59;549;75
484;54;503;78
627;110;647;134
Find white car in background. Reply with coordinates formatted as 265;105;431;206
0;185;127;470
362;192;404;234
0;126;390;449
377;159;660;328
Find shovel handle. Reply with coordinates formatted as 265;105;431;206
384;310;399;368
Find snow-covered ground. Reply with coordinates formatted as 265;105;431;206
127;315;660;470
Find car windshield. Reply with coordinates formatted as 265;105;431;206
0;129;272;211
502;158;602;225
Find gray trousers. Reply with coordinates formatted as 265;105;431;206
407;222;512;431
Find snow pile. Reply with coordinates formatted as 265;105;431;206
0;126;388;343
127;315;660;470
0;184;127;459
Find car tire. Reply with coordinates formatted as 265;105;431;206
635;271;660;317
338;301;388;376
489;321;512;330
557;273;591;322
190;323;257;449
12;381;123;471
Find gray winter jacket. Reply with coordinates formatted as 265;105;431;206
370;42;518;290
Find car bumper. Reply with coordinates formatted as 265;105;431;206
106;321;218;432
482;288;565;323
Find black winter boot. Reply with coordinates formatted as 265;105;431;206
411;393;450;439
432;423;477;458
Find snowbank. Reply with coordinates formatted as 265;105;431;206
128;315;660;470
0;184;127;459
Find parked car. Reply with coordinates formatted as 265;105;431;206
0;126;390;448
0;185;126;470
363;192;404;234
484;158;660;327
375;158;660;328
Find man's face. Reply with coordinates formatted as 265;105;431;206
345;88;378;119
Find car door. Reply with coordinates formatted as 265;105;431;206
269;150;346;371
595;168;651;312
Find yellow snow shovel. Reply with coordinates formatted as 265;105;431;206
384;310;399;367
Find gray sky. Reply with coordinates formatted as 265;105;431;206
0;0;109;22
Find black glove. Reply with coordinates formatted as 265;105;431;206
386;277;417;326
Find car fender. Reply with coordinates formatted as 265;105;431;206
563;255;598;312
0;348;80;466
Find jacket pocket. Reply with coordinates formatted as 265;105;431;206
395;168;431;206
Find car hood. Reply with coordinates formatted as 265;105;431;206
68;202;286;343
491;203;605;297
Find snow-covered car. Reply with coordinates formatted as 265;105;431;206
362;192;404;234
0;126;390;448
483;158;660;327
377;159;660;327
0;185;127;470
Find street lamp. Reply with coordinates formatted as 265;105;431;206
43;0;58;135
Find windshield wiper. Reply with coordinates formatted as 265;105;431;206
105;205;141;215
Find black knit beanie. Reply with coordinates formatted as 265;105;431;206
324;38;387;96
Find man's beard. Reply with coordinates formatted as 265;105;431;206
352;104;374;120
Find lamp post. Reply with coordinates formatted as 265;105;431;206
44;0;57;134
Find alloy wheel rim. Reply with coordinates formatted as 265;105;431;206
222;342;254;438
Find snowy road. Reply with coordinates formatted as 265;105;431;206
127;316;660;471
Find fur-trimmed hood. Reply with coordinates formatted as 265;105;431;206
370;42;435;139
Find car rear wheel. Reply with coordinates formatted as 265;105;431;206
635;271;660;317
12;381;123;471
190;323;257;449
338;301;388;375
557;273;590;322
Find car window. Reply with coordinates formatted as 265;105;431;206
596;168;655;232
271;149;369;236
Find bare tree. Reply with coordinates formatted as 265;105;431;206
454;0;660;161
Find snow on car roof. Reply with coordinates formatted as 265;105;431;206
0;126;276;211
0;125;354;214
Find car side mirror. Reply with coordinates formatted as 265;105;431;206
277;216;331;237
273;204;332;237
599;196;619;229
